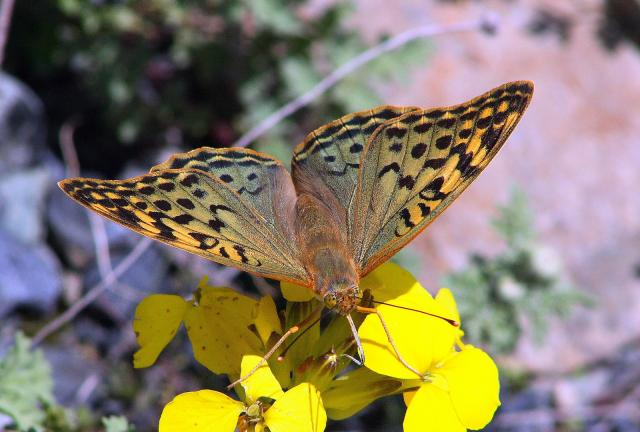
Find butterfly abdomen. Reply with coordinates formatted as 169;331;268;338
294;193;359;311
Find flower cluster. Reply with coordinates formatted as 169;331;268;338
133;263;500;431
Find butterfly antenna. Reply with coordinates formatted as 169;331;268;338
355;304;424;378
277;312;324;361
367;299;459;327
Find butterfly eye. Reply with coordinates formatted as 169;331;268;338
324;292;338;309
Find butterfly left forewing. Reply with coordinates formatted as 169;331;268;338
60;148;310;285
353;81;534;275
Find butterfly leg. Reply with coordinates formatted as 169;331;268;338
356;305;424;378
226;305;324;390
345;313;366;365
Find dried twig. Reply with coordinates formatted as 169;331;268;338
0;0;15;67
33;120;152;346
233;15;497;148
59;119;81;178
32;237;152;346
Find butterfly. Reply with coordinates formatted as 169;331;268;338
60;81;533;322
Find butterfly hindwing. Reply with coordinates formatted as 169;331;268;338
292;106;418;241
353;81;534;275
60;148;309;285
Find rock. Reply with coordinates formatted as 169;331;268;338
43;344;105;406
0;72;46;172
0;228;62;317
0;168;50;244
494;383;555;431
554;367;609;413
84;244;169;323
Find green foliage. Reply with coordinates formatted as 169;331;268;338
102;416;135;432
443;187;591;354
8;0;429;175
0;332;53;431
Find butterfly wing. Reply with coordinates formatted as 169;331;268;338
59;148;310;285
291;106;418;241
352;81;534;275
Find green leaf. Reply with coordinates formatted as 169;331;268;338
491;186;535;250
245;0;303;34
0;332;54;431
102;415;135;432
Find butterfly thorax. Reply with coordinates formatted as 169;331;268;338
294;194;360;315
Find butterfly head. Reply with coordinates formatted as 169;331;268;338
323;282;360;315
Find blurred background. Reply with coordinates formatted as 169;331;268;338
1;0;639;431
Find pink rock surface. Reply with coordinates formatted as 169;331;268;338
352;0;640;372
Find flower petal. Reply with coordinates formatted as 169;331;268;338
403;389;417;406
359;285;457;379
263;383;327;432
404;385;465;432
281;281;315;302
159;390;243;432
323;367;404;420
240;355;284;403
359;262;426;302
133;294;187;368
253;296;282;346
184;287;262;376
435;288;460;325
438;346;501;429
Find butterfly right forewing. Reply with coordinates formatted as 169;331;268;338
353;81;534;275
292;106;418;242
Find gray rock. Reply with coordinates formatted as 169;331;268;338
0;228;62;317
84;244;169;323
43;344;105;406
0;168;50;244
0;72;46;171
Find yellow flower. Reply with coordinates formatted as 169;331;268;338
132;278;282;377
401;345;500;431
159;355;327;432
358;270;500;431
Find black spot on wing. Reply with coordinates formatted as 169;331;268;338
378;162;400;178
386;127;407;139
435;135;453;150
476;116;492;129
423;158;446;170
411;143;428;159
398;175;415;190
174;214;195;224
177;198;195;209
208;218;225;232
180;175;199;187
437;118;456;128
388;143;403;153
458;129;472;139
154;200;171;211
350;143;363;154
413;123;432;134
210;204;234;214
158;182;175;192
